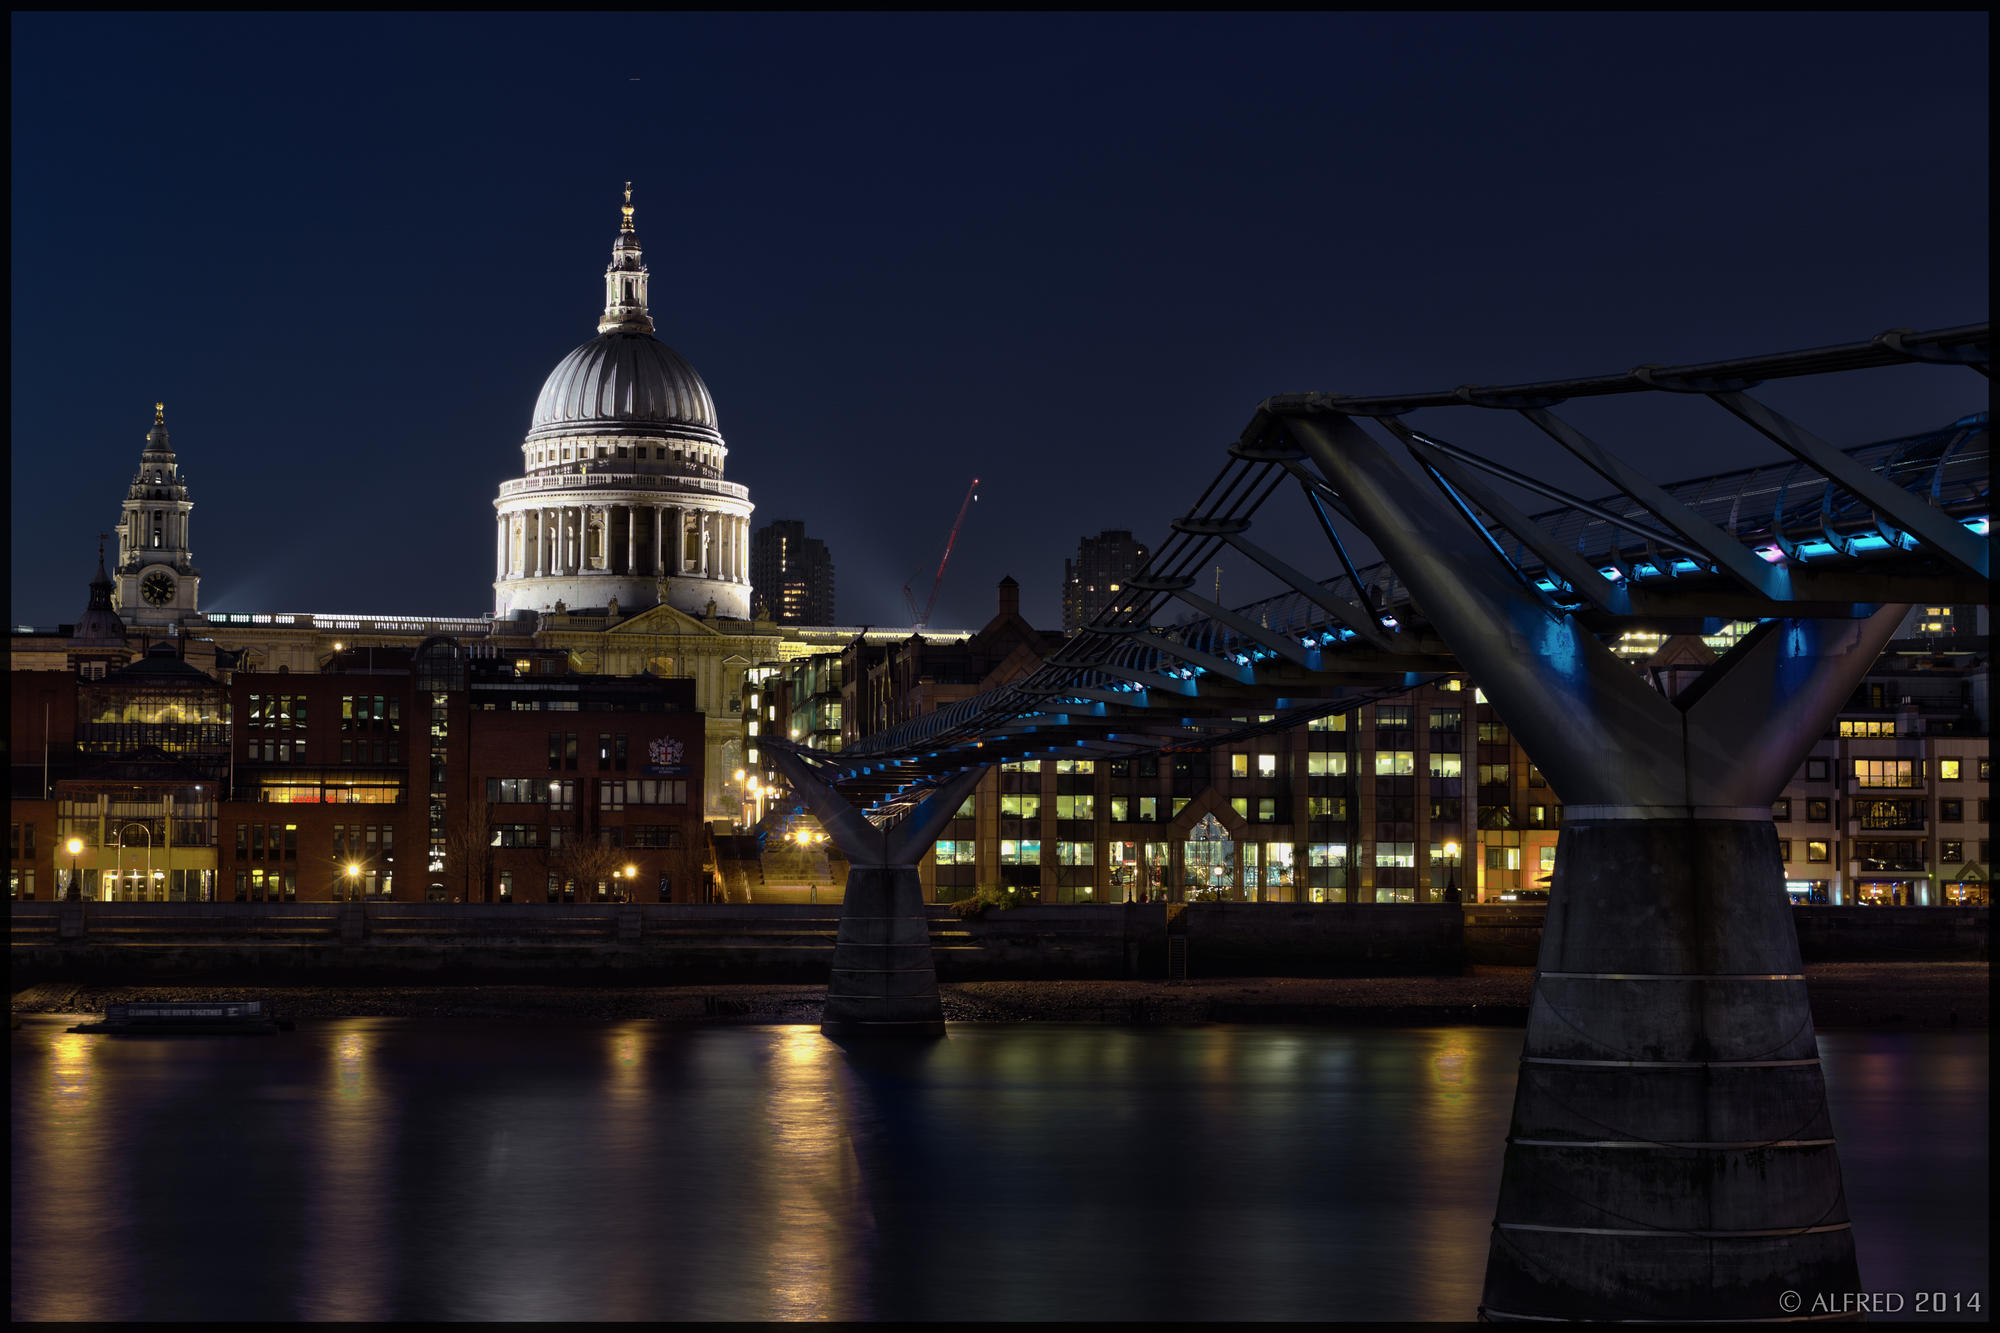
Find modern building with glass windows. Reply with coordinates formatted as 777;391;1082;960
744;606;1987;907
1772;607;1991;906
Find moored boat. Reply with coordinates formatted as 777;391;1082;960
69;1001;291;1035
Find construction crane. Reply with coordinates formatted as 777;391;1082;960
902;477;980;629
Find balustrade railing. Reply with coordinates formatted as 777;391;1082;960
498;471;749;502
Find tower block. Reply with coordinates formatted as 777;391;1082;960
1284;412;1890;1322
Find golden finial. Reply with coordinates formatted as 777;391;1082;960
620;181;635;233
154;402;165;424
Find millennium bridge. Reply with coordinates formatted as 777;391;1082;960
766;321;1988;1322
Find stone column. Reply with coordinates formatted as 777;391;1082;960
496;514;507;580
626;505;638;576
653;505;665;578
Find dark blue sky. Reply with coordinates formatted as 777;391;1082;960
10;13;1989;630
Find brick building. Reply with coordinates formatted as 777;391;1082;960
9;638;708;905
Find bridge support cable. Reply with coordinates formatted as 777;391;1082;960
1276;405;1907;1322
1204;523;1399;649
765;745;987;1039
1396;436;1628;613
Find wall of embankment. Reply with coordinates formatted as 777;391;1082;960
7;901;1985;985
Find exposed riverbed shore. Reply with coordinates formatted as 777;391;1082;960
10;962;1986;1028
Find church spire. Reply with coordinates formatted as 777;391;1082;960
599;182;654;335
115;401;199;625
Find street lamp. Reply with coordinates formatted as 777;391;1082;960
66;837;83;901
1443;840;1461;904
345;861;362;902
622;863;637;903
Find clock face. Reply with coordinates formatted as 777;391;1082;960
141;569;177;606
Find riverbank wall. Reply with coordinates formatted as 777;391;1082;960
9;901;1985;984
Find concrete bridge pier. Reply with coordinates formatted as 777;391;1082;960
1282;410;1906;1321
766;748;986;1038
1483;812;1860;1320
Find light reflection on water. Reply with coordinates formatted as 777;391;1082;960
10;1021;1987;1322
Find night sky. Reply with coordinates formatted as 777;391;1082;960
9;14;1989;632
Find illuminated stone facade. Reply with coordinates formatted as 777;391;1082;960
492;185;754;621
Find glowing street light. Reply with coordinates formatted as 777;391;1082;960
66;837;83;901
345;861;361;902
1443;840;1462;903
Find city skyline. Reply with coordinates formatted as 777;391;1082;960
10;13;1989;630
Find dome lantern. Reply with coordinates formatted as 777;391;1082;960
599;181;654;336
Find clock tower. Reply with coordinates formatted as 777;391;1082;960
113;403;201;627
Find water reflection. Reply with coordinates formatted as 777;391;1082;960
760;1027;866;1319
8;1020;1987;1322
16;1033;112;1321
302;1023;391;1321
1404;1032;1495;1315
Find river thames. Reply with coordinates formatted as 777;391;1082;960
11;1020;1987;1321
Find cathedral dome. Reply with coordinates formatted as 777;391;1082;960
528;333;719;442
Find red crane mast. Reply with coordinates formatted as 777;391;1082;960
902;477;980;629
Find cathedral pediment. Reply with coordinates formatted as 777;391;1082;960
607;603;723;638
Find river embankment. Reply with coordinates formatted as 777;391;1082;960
10;962;1986;1028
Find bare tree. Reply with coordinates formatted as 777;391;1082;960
442;801;498;903
553;839;632;901
659;830;709;904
